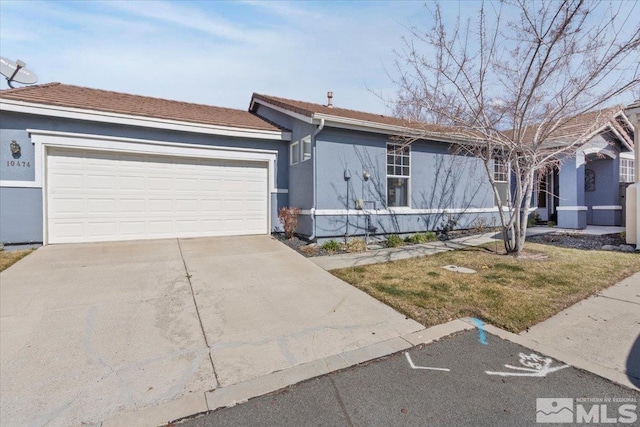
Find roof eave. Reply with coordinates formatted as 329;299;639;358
1;98;291;141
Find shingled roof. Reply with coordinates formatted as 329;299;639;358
514;105;633;148
0;83;283;132
251;93;458;136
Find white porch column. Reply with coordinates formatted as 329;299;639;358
625;101;640;244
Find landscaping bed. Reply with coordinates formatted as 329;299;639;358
332;242;640;333
526;231;631;250
275;227;498;258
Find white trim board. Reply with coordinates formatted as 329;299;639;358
2;99;291;141
0;180;41;188
299;207;503;216
556;206;588;211
592;205;622;210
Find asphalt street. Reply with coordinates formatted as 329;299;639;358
174;330;639;427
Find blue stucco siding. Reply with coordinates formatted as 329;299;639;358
0;111;290;243
584;157;620;223
315;128;387;210
411;141;494;210
253;104;294;133
1;129;35;181
305;127;499;239
314;129;493;212
287;120;316;210
314;211;499;241
0;187;42;244
0;112;289;187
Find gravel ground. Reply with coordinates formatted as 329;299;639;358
278;230;634;256
526;231;629;250
274;228;498;258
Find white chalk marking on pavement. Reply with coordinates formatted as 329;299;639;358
405;352;451;372
485;352;569;377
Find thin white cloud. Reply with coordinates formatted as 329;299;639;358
0;0;428;114
100;0;264;44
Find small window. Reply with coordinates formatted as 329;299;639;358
620;158;635;183
387;143;410;207
302;136;311;161
493;158;508;182
493;158;508;206
585;169;596;191
290;140;300;165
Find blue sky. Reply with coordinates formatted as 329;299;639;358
1;1;636;115
0;0;436;114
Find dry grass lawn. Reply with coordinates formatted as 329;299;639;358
0;249;34;272
332;242;640;333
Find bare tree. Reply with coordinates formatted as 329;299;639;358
393;0;640;255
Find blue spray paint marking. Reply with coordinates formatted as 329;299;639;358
471;317;488;345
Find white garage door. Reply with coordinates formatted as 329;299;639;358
46;148;268;244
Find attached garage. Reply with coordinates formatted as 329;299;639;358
45;147;269;244
0;83;290;246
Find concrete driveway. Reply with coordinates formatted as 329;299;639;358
0;236;421;426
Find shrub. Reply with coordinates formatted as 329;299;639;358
345;237;367;253
386;234;404;248
470;217;490;234
527;212;541;227
404;232;437;244
620;231;626;241
547;221;555;228
321;239;341;253
299;245;318;256
278;207;300;239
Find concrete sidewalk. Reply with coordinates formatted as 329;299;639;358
521;272;640;391
311;232;500;270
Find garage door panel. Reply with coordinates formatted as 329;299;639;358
50;198;84;214
86;222;117;237
120;198;146;213
87;198;116;214
47;148;268;243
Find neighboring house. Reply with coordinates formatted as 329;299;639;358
0;82;634;245
531;107;635;229
624;99;640;244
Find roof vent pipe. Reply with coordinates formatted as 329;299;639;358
327;91;333;108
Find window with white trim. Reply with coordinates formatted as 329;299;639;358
290;140;299;165
493;158;508;182
302;136;311;161
387;143;410;207
493;158;509;206
620;158;635;183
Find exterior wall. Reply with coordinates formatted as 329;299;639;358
0;187;42;244
584;157;621;225
625;104;639;244
310;127;498;239
287;120;316;210
557;154;587;229
0;111;289;244
254;104;316;235
555;135;629;229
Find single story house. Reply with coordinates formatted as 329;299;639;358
0;83;635;245
531;107;635;229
